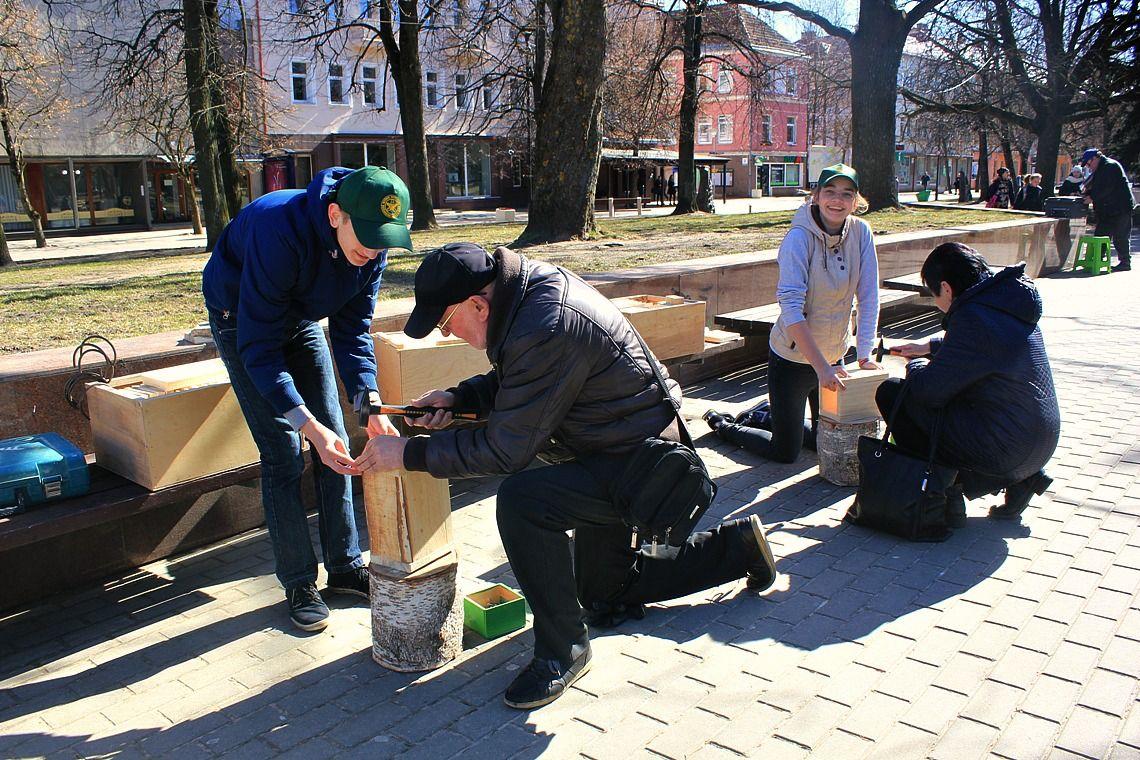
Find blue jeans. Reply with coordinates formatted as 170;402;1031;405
209;310;363;589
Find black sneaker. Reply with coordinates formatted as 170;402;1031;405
737;515;778;592
702;409;735;430
326;566;369;599
287;582;330;632
504;644;592;709
990;471;1053;520
1112;262;1132;272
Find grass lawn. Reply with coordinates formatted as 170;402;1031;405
0;206;1014;355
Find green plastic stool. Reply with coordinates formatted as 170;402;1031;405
1073;235;1112;275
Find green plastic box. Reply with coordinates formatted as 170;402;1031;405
463;584;526;639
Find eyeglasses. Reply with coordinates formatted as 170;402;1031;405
437;303;459;332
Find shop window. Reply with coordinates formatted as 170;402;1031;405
295;155;313;187
785;164;801;187
340;143;365;168
366;143;392;167
291;61;310;102
444;142;491;197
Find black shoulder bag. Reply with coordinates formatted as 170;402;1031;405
602;332;717;552
843;381;956;542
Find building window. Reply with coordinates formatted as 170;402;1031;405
425;71;439;107
697;118;712;144
455;73;472;109
451;0;462;25
444;141;492;197
786;117;797;145
698;64;713;93
328;63;347;104
716;70;732;93
717;115;733;144
785;69;798;96
761;114;772;144
711;169;734;187
291;60;309;102
786;164;801;187
482;78;495;109
362;64;379;106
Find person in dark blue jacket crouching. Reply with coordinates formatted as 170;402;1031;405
878;242;1060;525
202;166;411;631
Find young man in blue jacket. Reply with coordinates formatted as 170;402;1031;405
202;165;411;631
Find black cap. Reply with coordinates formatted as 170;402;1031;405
403;242;498;339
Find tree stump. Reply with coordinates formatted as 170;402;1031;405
370;555;464;672
817;418;880;486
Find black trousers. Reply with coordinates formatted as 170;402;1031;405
495;457;756;667
713;353;818;463
1095;211;1133;266
875;378;1009;497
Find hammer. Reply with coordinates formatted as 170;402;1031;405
357;396;481;429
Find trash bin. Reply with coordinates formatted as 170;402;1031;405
916;190;931;202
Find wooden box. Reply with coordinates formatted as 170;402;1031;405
612;294;707;360
819;366;890;423
88;358;259;491
363;468;454;574
374;330;491;405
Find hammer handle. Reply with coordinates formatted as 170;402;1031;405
370;404;481;421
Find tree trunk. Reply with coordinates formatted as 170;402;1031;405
184;0;230;249
0;215;12;266
0;77;47;248
516;0;606;245
1000;137;1014;174
391;0;437;232
203;0;244;218
184;170;205;235
848;7;906;211
977;127;989;193
673;6;701;215
1034;114;1063;200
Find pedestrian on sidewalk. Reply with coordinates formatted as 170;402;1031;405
667;173;677;204
880;242;1060;524
703;163;881;463
351;242;779;709
985;168;1015;208
202;166;412;632
954;170;973;203
1080;148;1135;272
1014;173;1044;211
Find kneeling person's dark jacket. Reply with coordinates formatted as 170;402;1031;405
402;248;677;477
904;265;1060;483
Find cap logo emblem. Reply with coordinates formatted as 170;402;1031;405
380;194;402;220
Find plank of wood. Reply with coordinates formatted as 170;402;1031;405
819;366;889;422
363;468;454;574
135;358;230;392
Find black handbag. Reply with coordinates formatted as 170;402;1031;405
603;331;717;550
844;382;956;542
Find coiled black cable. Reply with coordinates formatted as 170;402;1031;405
64;334;118;419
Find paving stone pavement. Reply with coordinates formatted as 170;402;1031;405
3;249;1140;759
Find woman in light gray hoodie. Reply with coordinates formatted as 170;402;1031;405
706;164;880;462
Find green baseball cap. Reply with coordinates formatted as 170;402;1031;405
817;163;860;191
332;166;413;251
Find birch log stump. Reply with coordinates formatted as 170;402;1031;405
817;418;881;486
363;468;463;672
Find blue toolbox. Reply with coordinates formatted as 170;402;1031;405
0;434;90;518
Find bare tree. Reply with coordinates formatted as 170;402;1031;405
515;0;608;244
903;0;1139;196
0;0;69;252
734;0;948;210
604;5;678;155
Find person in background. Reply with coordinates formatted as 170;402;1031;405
1058;165;1085;196
986;168;1015;208
703;163;880;462
1080;148;1135;272
202;166;411;631
1014;173;1045;211
954;170;973;203
880;242;1059;525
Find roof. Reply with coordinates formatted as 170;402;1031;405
601;148;729;164
701;4;803;58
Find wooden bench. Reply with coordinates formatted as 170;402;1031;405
714;289;925;336
0;458;265;611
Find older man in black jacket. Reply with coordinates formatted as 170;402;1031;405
1081;148;1136;272
354;242;778;709
878;242;1060;525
